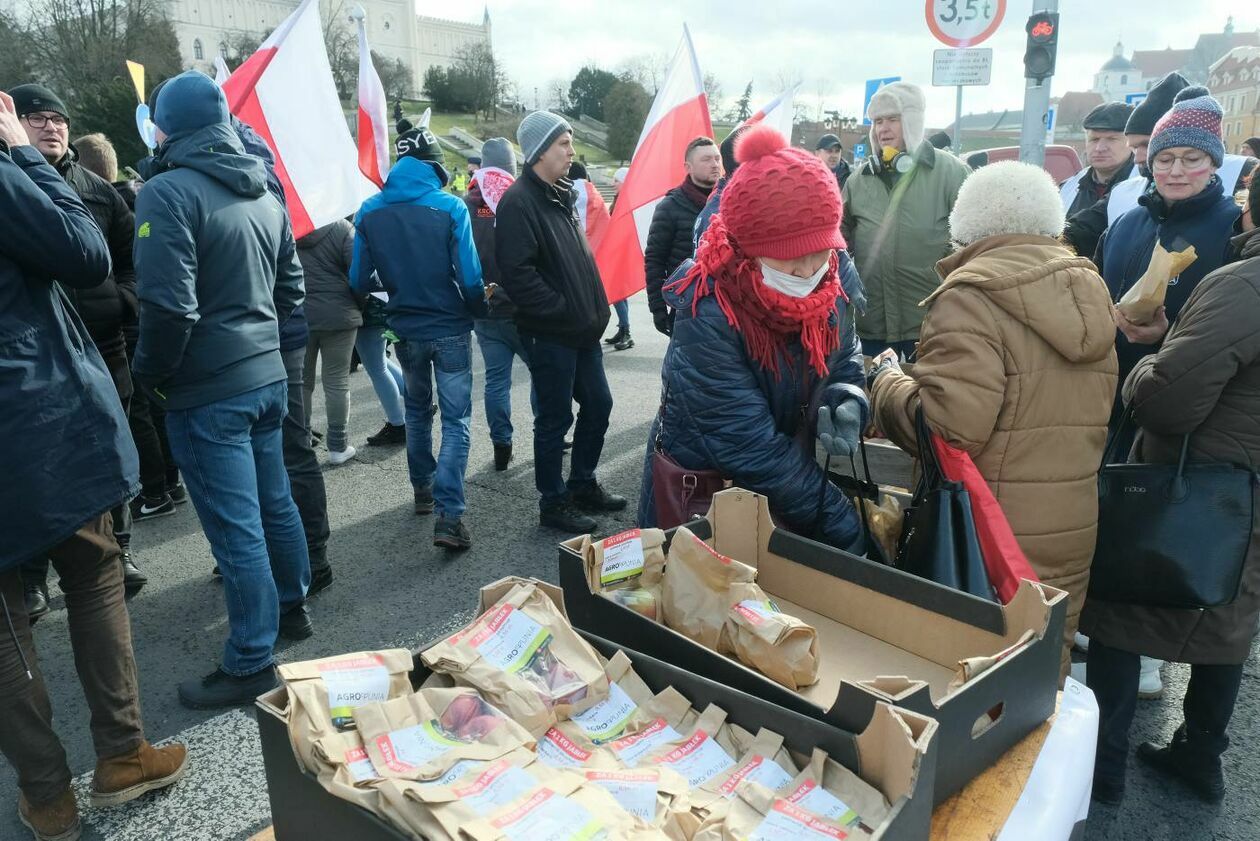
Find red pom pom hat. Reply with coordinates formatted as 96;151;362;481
718;124;847;260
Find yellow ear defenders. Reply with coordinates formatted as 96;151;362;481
871;144;914;175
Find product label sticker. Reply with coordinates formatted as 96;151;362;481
319;657;390;729
537;728;593;767
471;605;552;674
585;770;658;822
652;730;735;787
568;682;639;743
374;720;462;773
692;535;733;564
610;718;683;767
731;599;782;627
600;529;645;585
453;760;537;816
417;759;479;787
749;799;848;841
718;754;795;797
489;788;605;840
344;746;378;783
786;779;860;827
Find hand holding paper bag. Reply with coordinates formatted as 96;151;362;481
1117;242;1197;326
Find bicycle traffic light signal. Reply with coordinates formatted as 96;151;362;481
1024;12;1060;82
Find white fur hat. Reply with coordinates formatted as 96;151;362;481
867;82;927;152
949;160;1066;246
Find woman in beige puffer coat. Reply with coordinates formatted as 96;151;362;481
870;161;1118;678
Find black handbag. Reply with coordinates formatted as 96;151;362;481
892;410;995;600
1089;414;1254;609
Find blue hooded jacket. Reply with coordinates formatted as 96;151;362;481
638;253;866;550
351;157;486;341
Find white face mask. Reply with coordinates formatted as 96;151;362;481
759;257;830;298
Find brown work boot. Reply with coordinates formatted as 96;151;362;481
17;790;81;841
90;740;188;808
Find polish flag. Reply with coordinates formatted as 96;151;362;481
222;0;376;237
594;26;712;303
740;85;800;141
353;9;389;189
212;56;231;86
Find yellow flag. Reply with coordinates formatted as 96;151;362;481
125;60;145;104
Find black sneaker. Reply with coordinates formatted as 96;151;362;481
24;581;49;624
493;442;513;471
121;545;147;599
367;422;407;446
178;666;278;709
614;331;635;351
130;493;177;521
1136;729;1226;803
604;326;628;346
308;565;333;597
540;501;598;534
414;487;435;515
434;517;472;550
167;481;188;505
278;603;313;640
569;481;628;513
211;565;222;580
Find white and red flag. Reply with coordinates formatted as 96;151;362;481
593;25;712;303
222;0;376;237
740;85;799;139
353;8;389;188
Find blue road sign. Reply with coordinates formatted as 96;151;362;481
854;143;868;161
863;77;902;125
1126;92;1148;106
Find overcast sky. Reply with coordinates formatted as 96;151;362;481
444;1;1250;128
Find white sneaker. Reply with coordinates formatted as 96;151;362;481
1073;632;1090;653
328;445;357;466
1139;657;1164;699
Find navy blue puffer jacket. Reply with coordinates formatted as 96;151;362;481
637;252;866;550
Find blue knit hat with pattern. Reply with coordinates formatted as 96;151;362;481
1147;93;1225;168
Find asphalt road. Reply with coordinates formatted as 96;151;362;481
2;295;1257;841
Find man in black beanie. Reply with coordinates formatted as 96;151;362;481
8;82;148;608
1059;101;1135;219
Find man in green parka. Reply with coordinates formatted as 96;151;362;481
842;81;970;359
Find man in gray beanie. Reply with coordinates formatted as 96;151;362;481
495;112;622;533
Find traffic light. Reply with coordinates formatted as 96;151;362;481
1024;12;1060;82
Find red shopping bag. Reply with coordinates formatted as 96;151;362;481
929;435;1039;604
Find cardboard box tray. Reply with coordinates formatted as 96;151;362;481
559;489;1067;804
256;626;939;840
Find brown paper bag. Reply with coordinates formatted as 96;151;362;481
562;650;656;745
776;747;890;837
581;767;692;839
537;685;696;772
719;584;820;690
693;781;856;841
310;730;386;815
459;771;661;841
607;698;726;769
860;492;904;563
355;687;536;781
661;527;757;649
691;727;800;819
948;629;1036;692
582;527;667;592
377;752;561;841
279;649;414;772
421;582;611;735
1118;242;1198;324
602;586;662;623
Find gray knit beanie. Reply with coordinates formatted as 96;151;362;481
481;137;516;175
517;111;572;165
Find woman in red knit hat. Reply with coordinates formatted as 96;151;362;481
636;125;867;550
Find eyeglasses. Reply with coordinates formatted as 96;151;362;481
1151;152;1209;173
22;113;69;129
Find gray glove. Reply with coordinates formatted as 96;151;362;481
817;402;864;458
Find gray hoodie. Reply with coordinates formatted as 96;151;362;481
132;122;305;410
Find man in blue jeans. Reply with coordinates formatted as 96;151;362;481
352;114;486;549
132;72;310;708
496;112;626;533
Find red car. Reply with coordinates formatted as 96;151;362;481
965;145;1083;185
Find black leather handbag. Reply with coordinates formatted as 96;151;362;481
1089;415;1254;609
894;410;995;601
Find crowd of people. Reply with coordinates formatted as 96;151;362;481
2;60;1260;839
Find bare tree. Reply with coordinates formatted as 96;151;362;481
453;42;505;120
320;0;357;99
702;72;722;116
372;50;412;102
771;68;804;96
812;77;834;123
546;77;569;112
617;51;670;96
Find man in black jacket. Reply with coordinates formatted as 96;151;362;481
645;136;721;335
9;84;148;612
496;111;625;533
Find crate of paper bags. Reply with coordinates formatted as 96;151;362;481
255;578;938;840
559;488;1066;803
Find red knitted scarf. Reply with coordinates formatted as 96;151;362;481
669;213;845;379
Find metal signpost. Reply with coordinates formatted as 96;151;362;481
1018;3;1061;165
925;0;1008;154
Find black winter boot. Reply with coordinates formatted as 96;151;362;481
1136;724;1226;803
